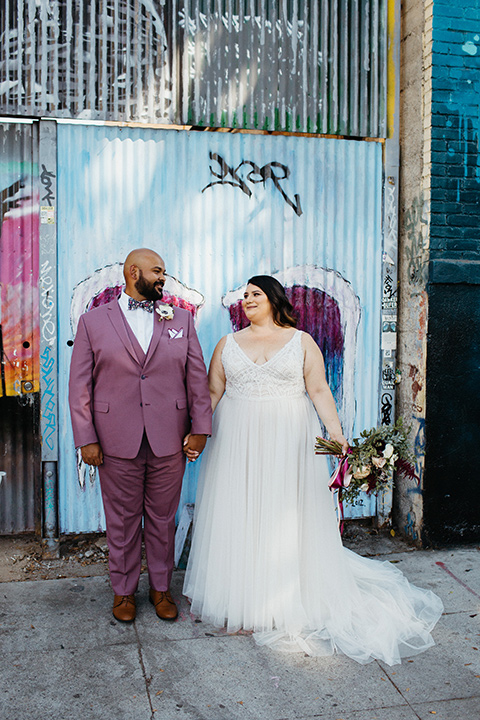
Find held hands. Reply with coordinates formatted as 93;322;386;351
80;442;104;466
183;433;207;462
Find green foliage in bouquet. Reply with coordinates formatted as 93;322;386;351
315;418;417;506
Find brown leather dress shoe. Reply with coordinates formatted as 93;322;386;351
112;594;136;622
149;588;178;620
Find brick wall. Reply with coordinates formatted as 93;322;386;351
430;0;480;266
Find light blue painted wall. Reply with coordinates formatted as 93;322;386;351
57;124;383;533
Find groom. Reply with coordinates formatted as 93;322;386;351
68;248;212;622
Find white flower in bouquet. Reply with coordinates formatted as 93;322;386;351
315;417;417;506
156;305;174;321
383;443;394;459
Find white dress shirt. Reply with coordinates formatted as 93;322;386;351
118;291;154;354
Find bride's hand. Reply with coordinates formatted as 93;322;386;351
330;433;350;456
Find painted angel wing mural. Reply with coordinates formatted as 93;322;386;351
223;265;361;440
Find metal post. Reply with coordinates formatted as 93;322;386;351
38;119;60;556
376;0;401;527
42;462;58;554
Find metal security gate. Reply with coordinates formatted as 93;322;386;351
1;0;388;136
56;122;384;534
0;122;41;534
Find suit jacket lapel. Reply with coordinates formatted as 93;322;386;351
144;301;166;368
106;301;143;366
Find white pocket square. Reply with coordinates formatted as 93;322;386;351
168;328;184;339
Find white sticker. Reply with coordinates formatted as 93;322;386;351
381;332;397;351
40;206;55;224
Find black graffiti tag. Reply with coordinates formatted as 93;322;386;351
202;152;303;216
383;270;396;301
382;365;395;389
381;392;393;425
40;164;55;205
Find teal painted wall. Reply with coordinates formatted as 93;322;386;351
430;0;480;262
424;0;480;543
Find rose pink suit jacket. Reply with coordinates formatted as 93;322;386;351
68;300;212;458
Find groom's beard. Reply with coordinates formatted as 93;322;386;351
135;271;164;301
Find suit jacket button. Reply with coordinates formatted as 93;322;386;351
141;374;146;379
140;402;143;407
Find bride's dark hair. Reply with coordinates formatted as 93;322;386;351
247;276;297;328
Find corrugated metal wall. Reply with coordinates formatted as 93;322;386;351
56;123;383;533
1;0;386;137
0;396;40;533
0;122;40;534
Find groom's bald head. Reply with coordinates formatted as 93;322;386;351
123;248;166;301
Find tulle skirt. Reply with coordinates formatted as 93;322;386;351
183;393;443;665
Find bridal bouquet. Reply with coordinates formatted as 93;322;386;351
315;418;417;506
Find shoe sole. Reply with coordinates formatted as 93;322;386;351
112;611;136;623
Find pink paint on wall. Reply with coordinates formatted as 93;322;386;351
0;181;40;396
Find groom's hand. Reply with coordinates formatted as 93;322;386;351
183;433;207;462
80;442;104;466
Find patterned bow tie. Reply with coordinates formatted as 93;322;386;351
127;297;154;312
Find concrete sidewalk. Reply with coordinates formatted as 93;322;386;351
1;538;479;720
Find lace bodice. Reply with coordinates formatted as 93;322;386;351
222;330;306;399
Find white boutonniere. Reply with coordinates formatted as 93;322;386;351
156;305;175;321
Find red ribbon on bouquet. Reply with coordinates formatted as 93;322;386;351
328;454;352;534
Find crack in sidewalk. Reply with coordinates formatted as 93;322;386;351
376;659;422;720
134;623;156;719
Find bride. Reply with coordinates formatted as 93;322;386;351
183;275;443;665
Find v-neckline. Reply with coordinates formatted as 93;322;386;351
232;330;298;367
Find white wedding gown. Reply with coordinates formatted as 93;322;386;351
183;331;443;665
